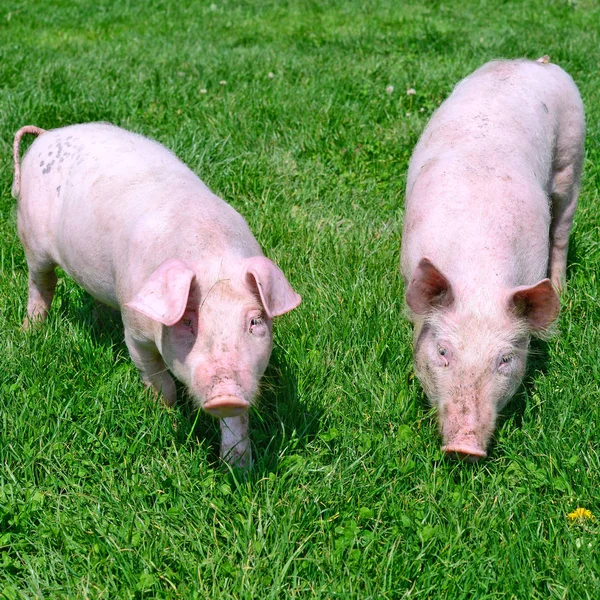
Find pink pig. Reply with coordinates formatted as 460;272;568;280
12;122;301;467
400;58;585;459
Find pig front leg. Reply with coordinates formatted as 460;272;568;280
219;413;252;468
124;330;177;405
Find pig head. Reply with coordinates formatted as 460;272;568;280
123;255;301;465
407;258;559;460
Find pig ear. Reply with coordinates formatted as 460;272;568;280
509;279;560;331
406;257;454;314
125;259;195;326
243;256;301;318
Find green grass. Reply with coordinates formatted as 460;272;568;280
1;0;599;597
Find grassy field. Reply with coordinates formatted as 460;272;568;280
1;0;599;597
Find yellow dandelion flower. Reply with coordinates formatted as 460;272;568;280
567;507;594;522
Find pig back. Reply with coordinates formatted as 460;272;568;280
401;60;583;290
19;123;261;308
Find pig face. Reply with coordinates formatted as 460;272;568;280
126;256;301;419
407;258;559;459
163;279;273;418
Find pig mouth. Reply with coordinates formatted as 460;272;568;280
203;395;249;418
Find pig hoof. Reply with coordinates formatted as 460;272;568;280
203;395;249;418
222;450;252;470
442;444;487;461
22;315;44;331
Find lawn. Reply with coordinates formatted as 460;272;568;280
0;0;599;597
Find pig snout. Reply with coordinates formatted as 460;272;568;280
441;439;488;461
438;399;495;461
203;395;249;419
203;377;250;418
194;366;256;419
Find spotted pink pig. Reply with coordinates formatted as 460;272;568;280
13;123;301;467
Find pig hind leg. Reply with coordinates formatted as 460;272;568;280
548;101;585;292
125;331;177;405
18;209;58;327
548;162;580;291
548;109;584;292
23;257;57;328
220;413;251;468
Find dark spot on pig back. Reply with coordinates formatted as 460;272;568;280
541;102;549;113
42;160;55;175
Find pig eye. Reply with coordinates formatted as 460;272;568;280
437;346;449;366
183;319;192;327
249;315;266;336
497;353;515;374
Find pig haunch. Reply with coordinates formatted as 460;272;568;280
12;122;301;468
400;58;585;459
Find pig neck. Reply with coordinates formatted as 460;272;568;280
121;184;262;279
117;184;264;346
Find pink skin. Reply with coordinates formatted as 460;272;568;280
401;59;585;459
12;123;301;468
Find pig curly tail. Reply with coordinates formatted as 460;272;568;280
12;125;46;198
